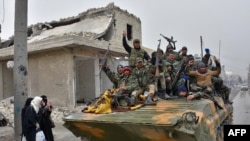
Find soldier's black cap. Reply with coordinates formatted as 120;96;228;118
133;39;140;43
187;54;194;60
182;46;187;50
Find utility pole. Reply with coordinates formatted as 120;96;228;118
14;0;28;140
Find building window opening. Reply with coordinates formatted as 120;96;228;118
127;24;132;41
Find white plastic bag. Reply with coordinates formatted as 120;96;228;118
21;135;27;141
36;129;46;141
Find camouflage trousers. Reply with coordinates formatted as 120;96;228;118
134;84;156;97
156;72;166;90
189;83;214;94
166;78;186;95
216;85;230;101
212;77;223;89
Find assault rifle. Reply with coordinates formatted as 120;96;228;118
155;39;161;77
160;34;177;50
171;61;187;92
99;43;111;75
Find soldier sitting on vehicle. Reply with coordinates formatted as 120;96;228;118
122;31;150;68
185;54;200;92
163;52;181;71
112;66;139;107
83;66;140;114
214;81;233;104
186;60;221;92
132;57;157;105
163;62;175;95
186;60;223;109
176;85;188;97
178;46;188;62
103;64;124;88
202;53;232;104
164;42;182;62
150;50;168;99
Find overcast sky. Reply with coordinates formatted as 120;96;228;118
0;0;250;78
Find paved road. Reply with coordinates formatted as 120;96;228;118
53;122;81;141
232;90;250;124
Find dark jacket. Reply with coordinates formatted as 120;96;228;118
24;105;39;141
39;106;54;141
21;98;33;137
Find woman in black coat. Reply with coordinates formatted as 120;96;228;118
39;95;54;141
21;97;33;140
24;96;43;141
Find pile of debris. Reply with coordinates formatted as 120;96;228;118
0;97;13;127
0;112;8;126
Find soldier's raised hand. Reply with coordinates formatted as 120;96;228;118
122;31;127;37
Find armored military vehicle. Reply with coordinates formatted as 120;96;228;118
63;96;233;141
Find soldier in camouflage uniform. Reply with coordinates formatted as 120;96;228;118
132;57;157;105
164;43;182;62
122;31;150;68
163;61;186;96
185;55;199;92
163;52;182;71
163;62;175;94
114;66;139;106
103;65;124;88
150;50;167;97
179;46;188;62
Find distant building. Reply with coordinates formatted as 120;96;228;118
248;64;250;88
0;3;153;107
220;65;241;87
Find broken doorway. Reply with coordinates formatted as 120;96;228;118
74;56;99;106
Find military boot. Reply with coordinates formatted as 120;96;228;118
144;95;156;105
164;93;171;99
129;95;136;106
161;89;171;99
156;91;167;100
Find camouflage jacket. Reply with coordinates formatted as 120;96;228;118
164;51;182;62
103;69;123;88
118;74;139;94
132;65;156;90
163;59;182;72
163;70;176;81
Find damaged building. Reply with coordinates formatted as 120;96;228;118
0;3;153;107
